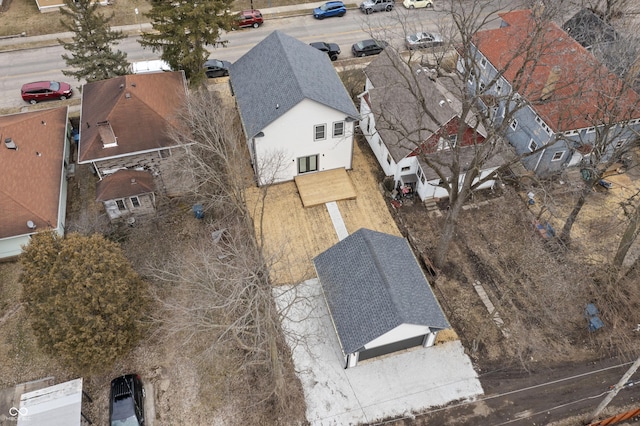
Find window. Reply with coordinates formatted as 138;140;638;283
386;153;392;165
551;151;564;161
416;167;422;178
298;155;318;174
116;199;126;211
496;82;502;94
130;196;140;208
480;57;487;68
159;149;171;158
420;174;426;184
333;121;345;137
528;139;538;152
586;127;595;134
314;124;326;141
615;140;624;149
401;166;410;172
510;119;518;131
479;82;485;92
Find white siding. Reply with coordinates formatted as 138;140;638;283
364;324;432;349
253;99;354;185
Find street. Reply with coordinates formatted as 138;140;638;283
0;6;454;109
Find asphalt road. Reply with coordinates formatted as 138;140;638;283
390;357;640;425
0;6;458;109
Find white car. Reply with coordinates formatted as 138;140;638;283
405;32;443;50
402;0;433;9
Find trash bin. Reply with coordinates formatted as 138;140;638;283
193;204;204;219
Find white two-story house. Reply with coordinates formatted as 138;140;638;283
230;31;359;186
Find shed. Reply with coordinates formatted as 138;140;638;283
17;378;84;426
314;228;449;368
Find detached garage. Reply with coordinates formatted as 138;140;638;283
314;228;449;368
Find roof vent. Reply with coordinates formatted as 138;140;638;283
4;138;17;149
125;93;131;99
276;103;279;109
119;84;125;90
41;120;46;125
439;100;446;107
27;220;36;230
131;82;137;87
131;178;137;184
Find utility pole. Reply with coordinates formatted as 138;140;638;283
586;355;640;424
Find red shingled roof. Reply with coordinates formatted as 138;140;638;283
78;71;188;163
0;107;68;239
95;169;155;202
473;9;640;132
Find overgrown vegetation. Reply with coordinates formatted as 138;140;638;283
19;232;147;373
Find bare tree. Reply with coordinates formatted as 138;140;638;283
148;91;306;422
360;1;575;268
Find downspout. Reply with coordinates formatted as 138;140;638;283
533;147;546;173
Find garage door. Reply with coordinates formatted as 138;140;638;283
357;335;425;362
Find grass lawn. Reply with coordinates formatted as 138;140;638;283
0;0;319;37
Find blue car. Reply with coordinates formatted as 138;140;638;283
313;1;347;19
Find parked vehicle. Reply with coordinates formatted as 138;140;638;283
402;0;433;8
360;0;394;14
109;374;145;426
405;31;443;49
351;39;388;57
236;9;263;28
130;60;172;74
313;1;346;19
21;81;72;104
310;41;341;61
204;59;231;78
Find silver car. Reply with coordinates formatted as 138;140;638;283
405;32;443;49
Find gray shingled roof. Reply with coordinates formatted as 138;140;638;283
364;50;486;163
314;228;449;355
230;31;359;139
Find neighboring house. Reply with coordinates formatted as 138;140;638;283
466;9;640;176
78;71;189;220
360;50;500;201
562;8;619;51
314;228;449;368
95;170;156;220
230;31;359;186
0;107;71;259
35;0;108;12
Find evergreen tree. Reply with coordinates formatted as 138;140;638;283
139;0;235;86
20;232;147;373
59;0;129;82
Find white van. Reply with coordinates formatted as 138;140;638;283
130;60;172;74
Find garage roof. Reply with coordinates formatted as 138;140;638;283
314;228;449;354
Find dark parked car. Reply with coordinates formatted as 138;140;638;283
313;1;347;19
236;9;263;28
109;374;145;426
204;59;231;78
310;41;341;61
360;0;394;14
351;39;388;57
21;81;72;104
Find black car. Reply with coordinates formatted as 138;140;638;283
110;374;145;426
310;41;341;61
351;39;388;57
204;59;231;78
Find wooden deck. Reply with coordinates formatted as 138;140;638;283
294;168;357;207
245;140;402;285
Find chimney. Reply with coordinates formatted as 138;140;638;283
540;66;561;101
97;121;118;148
532;1;545;19
4;138;17;150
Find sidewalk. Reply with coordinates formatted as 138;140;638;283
0;1;334;51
